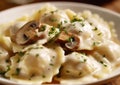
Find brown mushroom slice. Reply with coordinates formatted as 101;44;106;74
56;31;80;51
65;34;80;50
14;20;40;45
56;31;70;44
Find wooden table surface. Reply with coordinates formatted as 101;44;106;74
0;0;120;85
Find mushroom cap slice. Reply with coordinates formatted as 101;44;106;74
13;20;40;45
56;31;80;51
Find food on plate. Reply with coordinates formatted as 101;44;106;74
0;4;120;84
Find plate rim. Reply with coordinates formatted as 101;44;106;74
1;1;120;17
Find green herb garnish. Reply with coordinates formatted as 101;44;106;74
97;32;102;36
71;18;82;22
18;52;25;57
100;61;107;67
15;68;21;75
67;36;75;42
93;27;98;31
49;63;54;66
35;54;39;57
39;25;46;31
42;75;46;78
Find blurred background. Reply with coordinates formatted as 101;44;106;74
0;0;120;13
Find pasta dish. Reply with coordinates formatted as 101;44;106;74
0;4;120;84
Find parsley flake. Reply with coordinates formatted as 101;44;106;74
100;61;107;67
42;75;46;78
97;32;102;36
71;18;83;22
67;36;75;43
93;27;98;31
49;27;55;36
15;68;21;75
35;54;39;57
49;63;54;66
39;25;46;31
93;42;100;46
17;58;20;63
64;20;68;23
57;22;62;28
18;52;25;57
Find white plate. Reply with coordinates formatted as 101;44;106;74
0;1;120;85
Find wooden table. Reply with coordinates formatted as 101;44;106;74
0;0;120;85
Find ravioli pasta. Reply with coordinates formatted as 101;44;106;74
0;4;120;84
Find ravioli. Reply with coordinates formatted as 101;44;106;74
5;44;64;84
0;4;120;85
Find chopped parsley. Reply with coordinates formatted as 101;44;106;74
50;10;58;14
48;27;59;37
35;54;39;57
28;47;43;50
80;58;87;63
81;23;85;27
92;41;100;46
18;52;25;57
72;23;75;26
57;22;62;28
49;63;54;66
15;68;21;75
64;20;68;23
89;22;93;25
93;27;98;31
50;11;54;14
97;32;102;36
67;36;75;43
0;66;10;76
82;52;87;56
83;59;87;62
71;18;83;23
39;25;46;31
100;61;107;67
79;30;82;33
17;58;20;63
52;56;55;59
0;71;6;75
49;27;56;36
42;75;46;78
6;65;10;72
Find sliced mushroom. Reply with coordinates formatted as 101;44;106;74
56;31;80;51
65;34;80;50
56;31;70;44
12;20;40;45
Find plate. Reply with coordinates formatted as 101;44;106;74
0;2;120;85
